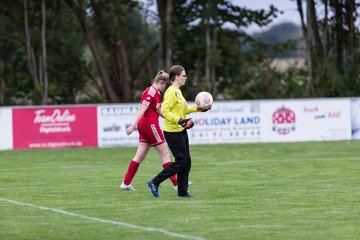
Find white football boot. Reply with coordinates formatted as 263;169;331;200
120;182;136;191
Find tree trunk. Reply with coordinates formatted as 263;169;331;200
347;0;355;62
343;0;355;63
324;0;330;61
24;0;39;86
210;26;218;96
164;0;172;69
86;27;120;102
65;0;120;102
41;0;49;105
308;0;323;54
39;55;43;86
157;0;172;69
204;17;211;89
297;0;317;97
115;40;132;102
306;0;319;96
334;0;344;72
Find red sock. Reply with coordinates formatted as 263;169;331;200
163;162;178;186
123;160;140;185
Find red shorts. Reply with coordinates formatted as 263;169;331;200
138;123;165;146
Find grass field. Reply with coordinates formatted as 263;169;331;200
1;141;359;240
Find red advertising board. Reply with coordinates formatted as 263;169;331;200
13;106;98;149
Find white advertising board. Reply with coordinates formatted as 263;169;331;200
187;101;261;144
97;101;262;147
97;104;139;147
351;98;360;139
0;108;13;150
261;99;351;142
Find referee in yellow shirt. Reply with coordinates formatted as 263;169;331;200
147;65;207;198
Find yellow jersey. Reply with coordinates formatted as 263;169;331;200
162;85;197;132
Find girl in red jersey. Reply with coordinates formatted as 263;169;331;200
120;71;178;190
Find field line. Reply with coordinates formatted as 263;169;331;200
0;197;205;240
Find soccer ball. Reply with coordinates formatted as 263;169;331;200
195;91;213;110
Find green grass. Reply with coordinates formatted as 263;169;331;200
1;141;360;240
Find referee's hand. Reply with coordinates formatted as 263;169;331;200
178;118;194;129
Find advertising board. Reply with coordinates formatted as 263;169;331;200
351;98;360;139
0;108;13;150
189;101;261;144
261;99;351;142
97;104;139;147
13;106;98;149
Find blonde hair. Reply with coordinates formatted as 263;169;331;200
154;70;169;83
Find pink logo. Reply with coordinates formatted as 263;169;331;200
328;111;341;118
13;107;98;149
303;106;318;113
34;109;76;124
272;106;296;135
33;109;77;134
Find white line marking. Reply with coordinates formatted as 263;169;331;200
0;197;205;240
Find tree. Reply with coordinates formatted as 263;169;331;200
0;0;89;105
296;0;360;97
40;0;49;104
23;0;49;104
65;0;160;102
64;0;120;102
157;0;173;69
171;0;280;98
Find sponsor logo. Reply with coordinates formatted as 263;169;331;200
314;114;326;119
195;117;231;126
29;141;83;148
33;109;76;134
34;109;76;124
328;111;341;118
272;106;296;135
304;106;318;113
234;116;260;125
100;106;138;116
221;106;246;113
103;123;121;132
314;111;341;120
194;116;260;126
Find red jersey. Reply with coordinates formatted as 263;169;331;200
138;86;161;126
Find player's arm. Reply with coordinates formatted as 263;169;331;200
126;102;149;135
186;105;198;114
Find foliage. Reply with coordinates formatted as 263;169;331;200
0;1;31;105
1;0;360;105
170;0;285;99
45;1;89;104
296;0;360;98
0;0;89;105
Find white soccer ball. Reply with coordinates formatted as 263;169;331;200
195;91;213;110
